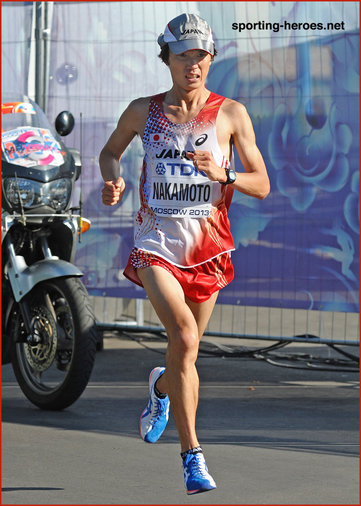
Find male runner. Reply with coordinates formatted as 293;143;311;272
100;13;270;495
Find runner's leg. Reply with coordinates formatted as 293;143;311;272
137;265;217;452
185;291;218;340
180;292;218;434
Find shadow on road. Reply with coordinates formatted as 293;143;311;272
2;336;359;459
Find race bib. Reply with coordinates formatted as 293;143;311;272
147;160;213;218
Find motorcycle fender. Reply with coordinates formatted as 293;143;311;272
8;258;83;302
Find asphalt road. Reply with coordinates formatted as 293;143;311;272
1;332;359;505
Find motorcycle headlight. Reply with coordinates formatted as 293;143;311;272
5;178;35;207
4;177;72;211
43;179;72;210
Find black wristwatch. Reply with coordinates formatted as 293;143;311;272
220;167;237;185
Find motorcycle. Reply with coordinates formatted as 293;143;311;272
1;96;99;410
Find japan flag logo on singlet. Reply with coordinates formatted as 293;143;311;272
150;133;165;143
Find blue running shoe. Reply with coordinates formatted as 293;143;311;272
182;452;217;495
139;367;170;443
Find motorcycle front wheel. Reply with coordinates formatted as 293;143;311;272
11;277;98;410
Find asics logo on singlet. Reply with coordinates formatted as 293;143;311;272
195;134;208;146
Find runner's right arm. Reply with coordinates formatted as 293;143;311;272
99;98;149;206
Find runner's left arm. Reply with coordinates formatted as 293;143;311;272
186;100;269;199
226;100;270;199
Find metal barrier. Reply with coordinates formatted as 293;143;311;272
92;297;359;372
91;296;359;347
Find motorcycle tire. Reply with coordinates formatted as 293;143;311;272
11;277;98;410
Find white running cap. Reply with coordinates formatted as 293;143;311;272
157;13;214;56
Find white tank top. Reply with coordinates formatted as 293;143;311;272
133;92;235;267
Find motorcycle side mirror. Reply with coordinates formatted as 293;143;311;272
55;111;75;136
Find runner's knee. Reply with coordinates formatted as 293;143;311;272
169;327;199;363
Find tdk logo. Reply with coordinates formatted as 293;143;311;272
155;162;166;175
155;161;207;177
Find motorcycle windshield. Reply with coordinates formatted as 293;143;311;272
1;97;64;168
2;96;53;131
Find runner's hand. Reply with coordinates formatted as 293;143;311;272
101;177;125;206
186;150;227;183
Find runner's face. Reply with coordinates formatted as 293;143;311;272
168;49;212;90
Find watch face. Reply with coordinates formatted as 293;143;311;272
221;168;237;185
228;169;236;183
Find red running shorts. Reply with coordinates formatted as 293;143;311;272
123;247;234;303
